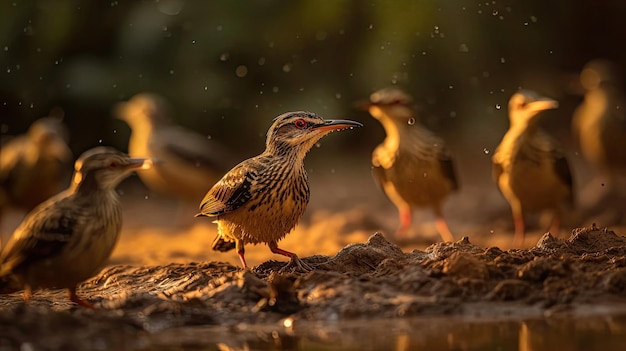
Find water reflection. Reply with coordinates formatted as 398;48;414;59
142;314;626;350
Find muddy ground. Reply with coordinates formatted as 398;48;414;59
1;157;626;350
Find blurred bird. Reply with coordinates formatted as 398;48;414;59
362;87;458;242
0;114;72;227
572;59;626;186
115;93;234;203
196;111;361;271
0;146;149;307
492;90;573;247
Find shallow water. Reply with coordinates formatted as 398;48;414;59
138;314;626;351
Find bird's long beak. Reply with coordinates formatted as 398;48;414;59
528;98;559;112
314;119;363;133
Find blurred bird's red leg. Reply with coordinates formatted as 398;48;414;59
22;287;32;302
397;206;412;234
434;214;455;242
68;287;94;309
548;213;561;237
512;216;525;248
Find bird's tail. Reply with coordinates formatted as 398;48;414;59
211;235;235;252
0;271;21;294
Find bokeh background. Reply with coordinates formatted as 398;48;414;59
1;0;625;265
2;0;625;154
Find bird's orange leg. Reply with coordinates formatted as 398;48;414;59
68;286;94;309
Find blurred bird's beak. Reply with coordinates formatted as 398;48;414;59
528;98;559;112
113;102;129;121
126;158;152;170
314;119;363;133
353;100;373;111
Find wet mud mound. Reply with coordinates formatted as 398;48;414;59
1;225;626;349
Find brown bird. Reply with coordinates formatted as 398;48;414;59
492;90;573;247
363;87;458;242
115;93;234;203
572;59;626;187
196;111;362;270
0;115;72;226
0;147;149;307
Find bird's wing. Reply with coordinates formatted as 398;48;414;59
371;145;392;192
0;194;78;275
438;148;459;191
553;152;574;206
491;153;504;185
197;162;256;216
157;126;233;172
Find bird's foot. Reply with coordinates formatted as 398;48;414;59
279;254;313;273
69;289;95;309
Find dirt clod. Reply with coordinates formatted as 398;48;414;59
2;225;626;348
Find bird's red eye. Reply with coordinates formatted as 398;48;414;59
294;119;307;129
108;162;118;169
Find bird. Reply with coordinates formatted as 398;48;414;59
0;146;149;307
0;114;73;227
572;59;626;188
362;87;458;242
115;93;234;203
492;90;573;247
196;111;362;271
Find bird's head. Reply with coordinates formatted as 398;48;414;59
114;93;171;128
265;111;362;156
508;90;559;127
27;114;72;162
72;147;151;192
359;87;415;124
580;59;619;91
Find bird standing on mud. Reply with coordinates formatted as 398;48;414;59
0;147;149;307
363;87;458;242
196;111;362;271
0;115;72;226
572;59;626;188
115;93;234;203
492;90;573;247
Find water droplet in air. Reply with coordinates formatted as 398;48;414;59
235;65;248;77
483;148;490;155
407;117;416;125
495;104;501;110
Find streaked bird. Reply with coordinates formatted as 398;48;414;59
196;111;362;271
572;59;626;185
0;147;149;307
115;93;234;203
0;115;72;225
362;87;458;242
492;90;573;247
